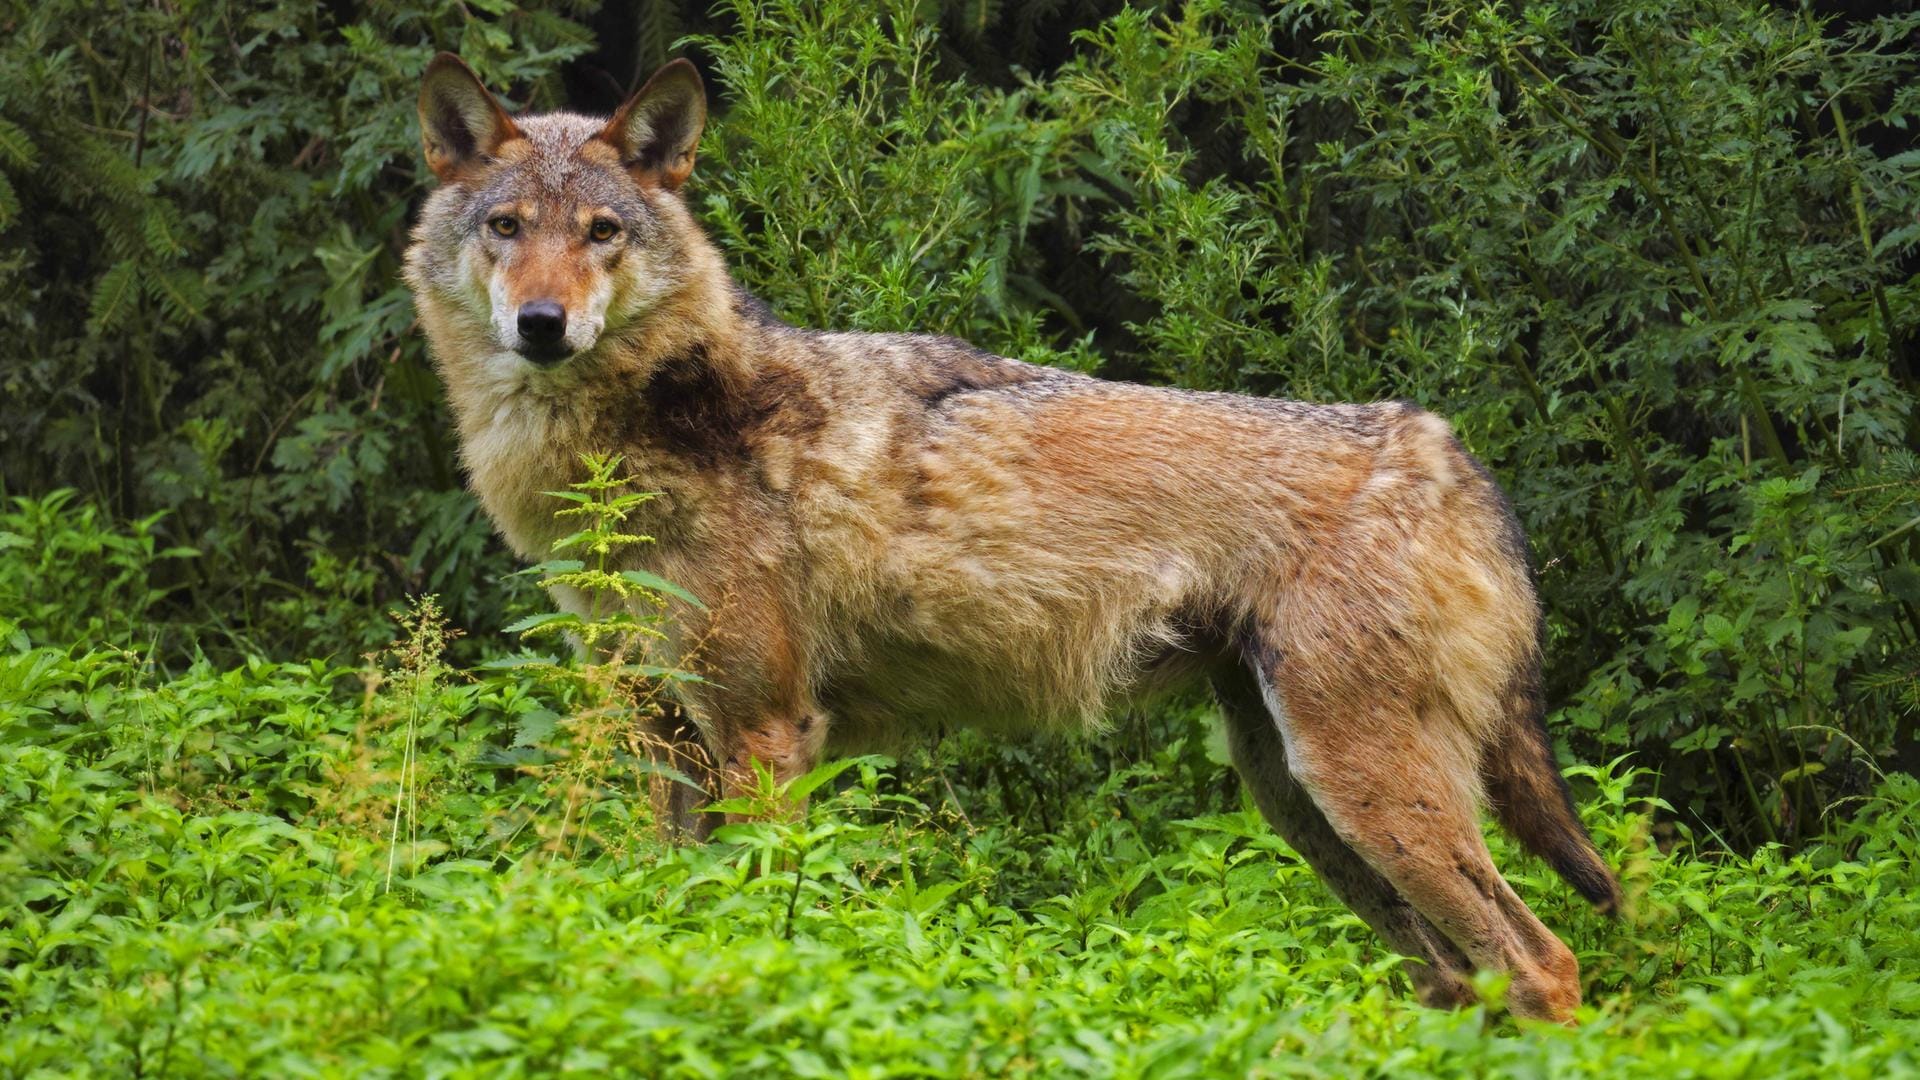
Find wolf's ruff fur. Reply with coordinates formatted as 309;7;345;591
404;54;1619;1022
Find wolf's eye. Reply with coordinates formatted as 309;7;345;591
489;216;519;239
589;219;620;243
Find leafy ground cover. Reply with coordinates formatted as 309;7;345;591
3;500;1918;1077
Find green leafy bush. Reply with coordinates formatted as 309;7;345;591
0;0;590;660
1028;0;1920;844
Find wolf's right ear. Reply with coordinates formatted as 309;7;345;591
418;53;522;182
596;59;707;190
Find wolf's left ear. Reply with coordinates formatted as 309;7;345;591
418;53;522;182
597;59;707;190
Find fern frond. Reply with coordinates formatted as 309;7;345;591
87;260;142;333
0;115;34;169
144;266;206;324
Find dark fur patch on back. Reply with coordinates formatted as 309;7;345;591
635;344;827;468
742;364;828;441
884;337;1062;520
639;345;742;465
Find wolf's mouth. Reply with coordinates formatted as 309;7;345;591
515;343;575;367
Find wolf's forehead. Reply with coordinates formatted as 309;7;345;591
472;112;639;213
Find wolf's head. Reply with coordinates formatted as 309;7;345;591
405;55;710;370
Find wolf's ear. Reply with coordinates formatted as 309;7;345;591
596;59;706;190
418;53;522;182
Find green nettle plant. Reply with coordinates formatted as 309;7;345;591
495;453;710;859
505;452;694;654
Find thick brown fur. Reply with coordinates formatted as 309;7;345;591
403;54;1620;1022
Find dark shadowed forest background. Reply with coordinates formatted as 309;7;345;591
4;1;1920;1073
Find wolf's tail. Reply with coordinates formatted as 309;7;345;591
1481;671;1622;915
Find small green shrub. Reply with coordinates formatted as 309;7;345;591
0;490;196;652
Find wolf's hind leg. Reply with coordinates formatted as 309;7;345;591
1212;668;1477;1009
1259;661;1583;1022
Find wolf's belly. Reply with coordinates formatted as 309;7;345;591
816;637;1058;748
814;603;1227;751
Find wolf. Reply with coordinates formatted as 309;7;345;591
403;53;1620;1022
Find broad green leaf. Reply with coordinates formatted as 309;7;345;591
502;611;581;635
618;569;706;610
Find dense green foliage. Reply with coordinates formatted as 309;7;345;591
5;500;1920;1075
4;0;1920;1072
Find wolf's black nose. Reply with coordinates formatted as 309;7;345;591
517;300;568;348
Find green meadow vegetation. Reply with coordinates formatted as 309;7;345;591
4;0;1920;1074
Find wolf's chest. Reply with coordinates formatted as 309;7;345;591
459;392;712;562
459;402;583;559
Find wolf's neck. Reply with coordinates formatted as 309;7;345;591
602;241;753;390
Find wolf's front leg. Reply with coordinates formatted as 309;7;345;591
641;702;720;843
640;694;823;835
688;586;828;821
716;711;828;819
